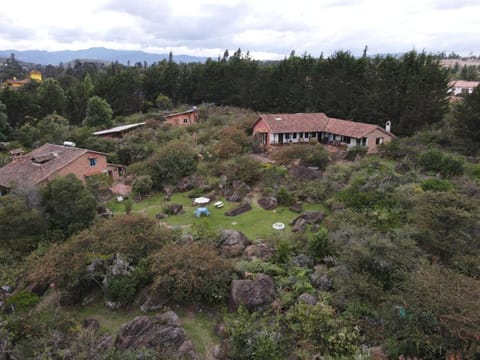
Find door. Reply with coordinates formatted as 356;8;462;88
278;133;284;144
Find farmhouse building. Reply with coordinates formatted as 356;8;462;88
449;80;480;95
93;122;146;138
252;113;393;153
0;143;125;192
2;70;43;89
164;108;199;126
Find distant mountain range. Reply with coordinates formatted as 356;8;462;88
0;47;207;65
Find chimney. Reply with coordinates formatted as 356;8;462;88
385;121;391;133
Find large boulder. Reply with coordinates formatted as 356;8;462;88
224;203;251;216
225;180;250;202
291;211;324;232
134;288;168;313
164;203;184;215
217;230;251;258
243;242;274;261
115;311;198;359
230;274;275;311
257;196;277;210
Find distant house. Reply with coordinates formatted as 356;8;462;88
93;122;146;138
0;143;125;192
252;113;394;153
164;108;199;126
449;80;480;95
2;70;43;89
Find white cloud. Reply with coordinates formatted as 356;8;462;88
0;0;479;59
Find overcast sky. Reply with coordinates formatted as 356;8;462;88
1;0;479;60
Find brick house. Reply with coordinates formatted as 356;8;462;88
449;80;480;96
252;113;394;153
0;143;126;192
93;122;146;139
164;108;199;126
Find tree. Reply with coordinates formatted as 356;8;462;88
18;114;70;147
0;194;45;257
455;87;480;154
83;96;113;128
37;78;66;116
0;100;11;140
147;142;197;189
41;174;97;238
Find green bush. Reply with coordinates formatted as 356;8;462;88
6;290;40;312
132;175;153;197
420;178;454;192
149;242;232;304
418;149;464;178
309;226;333;260
345;145;368;161
276;186;295;206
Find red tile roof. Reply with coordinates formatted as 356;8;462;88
256;113;390;139
449;80;480;88
0;143;106;188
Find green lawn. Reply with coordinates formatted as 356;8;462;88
108;192;327;241
74;298;219;359
74;300;144;335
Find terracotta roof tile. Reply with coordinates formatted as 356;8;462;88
257;113;389;139
0;143;105;188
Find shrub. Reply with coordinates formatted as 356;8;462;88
132;175;153;198
276;186;295;206
345;145;368;161
271;144;330;169
149;242;232;304
420;178;454;192
6;290;40;312
309;226;333;260
147;142;197;189
418;149;464;178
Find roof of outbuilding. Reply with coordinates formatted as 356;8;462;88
255;113;391;139
93;122;146;136
0;143;106;188
449;80;480;88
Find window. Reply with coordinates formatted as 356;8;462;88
89;158;97;167
376;137;384;145
304;132;308;138
285;133;290;140
293;133;297;139
183;118;189;123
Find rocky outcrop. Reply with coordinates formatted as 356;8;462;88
115;311;198;359
310;265;332;291
298;293;318;305
164;203;184;215
134;288;168;313
289;202;303;213
230;274;275;311
257;196;277;210
224;203;251;216
291;211;324;232
243;243;274;261
217;230;251;258
225;180;250;202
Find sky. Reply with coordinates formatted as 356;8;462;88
1;0;479;60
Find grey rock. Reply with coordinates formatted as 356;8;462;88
230;273;275;311
217;230;251;257
257;196;278;210
298;293;318;305
243;243;274;261
292;254;314;268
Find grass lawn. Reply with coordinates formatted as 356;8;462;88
74;299;144;335
108;192;327;241
73;298;219;359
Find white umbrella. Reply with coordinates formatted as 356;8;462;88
194;197;210;205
